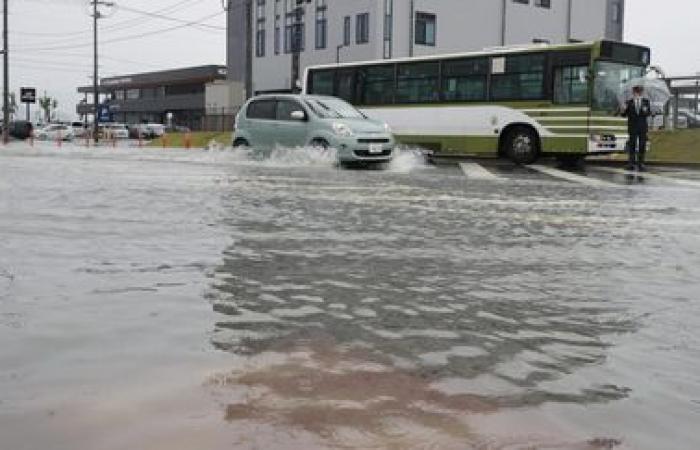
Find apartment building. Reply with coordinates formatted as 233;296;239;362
227;0;625;95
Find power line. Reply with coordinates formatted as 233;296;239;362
9;0;199;37
116;4;225;31
16;10;225;52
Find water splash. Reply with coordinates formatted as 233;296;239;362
230;145;340;168
386;147;433;173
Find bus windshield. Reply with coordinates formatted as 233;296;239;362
593;61;645;112
304;97;366;119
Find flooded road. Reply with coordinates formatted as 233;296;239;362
1;143;699;449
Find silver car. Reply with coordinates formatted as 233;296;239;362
232;94;395;165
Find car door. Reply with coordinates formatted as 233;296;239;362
273;99;309;148
245;99;277;148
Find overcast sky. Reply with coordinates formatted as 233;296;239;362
3;0;699;120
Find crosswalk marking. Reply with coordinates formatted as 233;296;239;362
528;165;617;187
459;162;502;181
592;167;700;188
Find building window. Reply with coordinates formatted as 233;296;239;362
126;88;140;100
343;16;351;46
315;0;327;50
415;12;436;46
114;90;125;101
255;0;266;57
383;0;393;59
535;0;550;8
512;0;529;4
274;0;281;54
612;2;622;23
356;13;369;44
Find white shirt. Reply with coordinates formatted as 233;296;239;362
635;97;641;114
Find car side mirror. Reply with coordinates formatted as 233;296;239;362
290;110;306;120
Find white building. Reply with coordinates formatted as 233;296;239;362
227;0;625;95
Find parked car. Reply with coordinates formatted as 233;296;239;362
99;123;129;140
35;124;74;141
233;94;395;165
146;123;166;137
71;121;89;138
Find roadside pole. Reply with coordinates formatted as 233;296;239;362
91;1;115;145
3;0;9;144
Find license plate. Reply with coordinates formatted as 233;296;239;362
368;143;383;154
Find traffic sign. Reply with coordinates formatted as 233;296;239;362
20;87;36;104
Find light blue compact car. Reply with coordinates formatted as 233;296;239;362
232;94;395;165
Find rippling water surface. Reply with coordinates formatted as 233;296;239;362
1;143;699;449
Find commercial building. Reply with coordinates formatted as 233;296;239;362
226;0;625;95
76;65;231;130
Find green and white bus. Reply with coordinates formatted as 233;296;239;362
303;40;651;164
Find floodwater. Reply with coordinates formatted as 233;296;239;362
1;143;699;450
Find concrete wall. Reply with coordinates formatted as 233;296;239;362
238;0;625;93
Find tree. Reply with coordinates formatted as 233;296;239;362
38;92;56;123
8;92;17;120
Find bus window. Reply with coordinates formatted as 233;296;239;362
442;57;488;102
396;62;440;103
491;53;545;101
358;65;395;106
553;65;589;104
309;70;335;96
336;69;357;103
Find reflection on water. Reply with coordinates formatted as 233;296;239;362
202;162;700;448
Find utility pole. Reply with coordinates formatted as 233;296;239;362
90;1;115;144
3;0;9;144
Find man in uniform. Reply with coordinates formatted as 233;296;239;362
621;85;652;171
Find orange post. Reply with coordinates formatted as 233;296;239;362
29;129;34;147
161;133;169;148
184;132;192;149
57;129;62;148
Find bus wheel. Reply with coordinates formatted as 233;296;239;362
505;127;540;165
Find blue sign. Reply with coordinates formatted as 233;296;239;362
98;104;112;123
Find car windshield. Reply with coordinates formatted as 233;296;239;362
592;61;646;112
304;98;365;119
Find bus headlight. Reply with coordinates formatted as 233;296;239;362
333;122;353;137
383;123;392;133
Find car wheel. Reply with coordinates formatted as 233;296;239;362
505;127;540;165
233;138;250;149
309;138;329;150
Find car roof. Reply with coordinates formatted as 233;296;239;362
249;94;339;103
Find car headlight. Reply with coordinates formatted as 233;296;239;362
332;122;353;137
383;122;392;133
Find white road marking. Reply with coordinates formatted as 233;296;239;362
592;167;700;188
459;163;502;181
529;165;617;187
